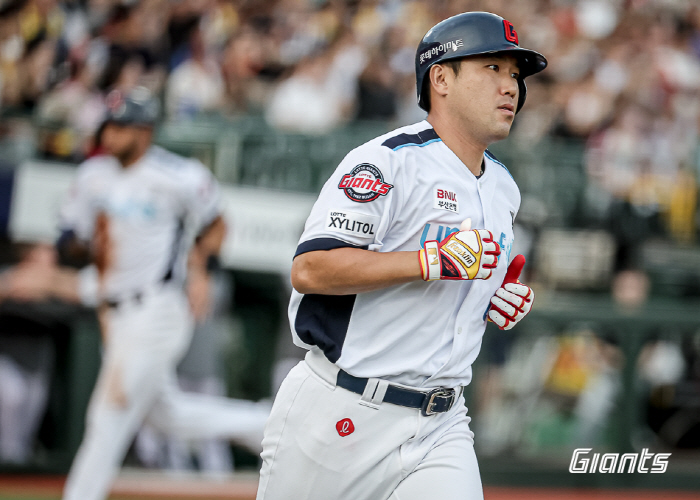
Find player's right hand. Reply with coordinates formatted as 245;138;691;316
488;255;534;330
419;224;500;281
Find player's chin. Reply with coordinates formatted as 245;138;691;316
490;123;513;142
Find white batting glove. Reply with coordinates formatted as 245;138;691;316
488;282;534;330
487;254;534;330
419;219;500;281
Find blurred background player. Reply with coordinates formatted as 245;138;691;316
9;86;269;500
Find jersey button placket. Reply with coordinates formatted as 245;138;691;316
475;180;489;228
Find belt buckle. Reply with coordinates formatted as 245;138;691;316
421;388;455;416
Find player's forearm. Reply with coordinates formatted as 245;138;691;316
190;215;226;274
195;215;226;258
291;248;422;295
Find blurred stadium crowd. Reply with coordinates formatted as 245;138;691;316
1;0;700;480
0;0;699;265
0;1;697;156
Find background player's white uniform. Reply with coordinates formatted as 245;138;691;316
257;120;519;500
61;146;268;500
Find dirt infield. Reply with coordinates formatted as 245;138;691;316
1;472;699;500
0;471;258;500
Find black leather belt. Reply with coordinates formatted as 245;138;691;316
336;369;458;416
104;292;142;309
103;274;175;309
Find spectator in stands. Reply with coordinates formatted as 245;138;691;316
355;42;398;121
219;26;270;114
36;56;106;160
264;43;358;134
165;17;224;120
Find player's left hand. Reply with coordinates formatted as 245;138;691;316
419;218;500;281
488;255;534;330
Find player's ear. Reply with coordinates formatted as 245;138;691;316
429;64;451;101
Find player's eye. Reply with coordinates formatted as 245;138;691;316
511;72;520;79
487;64;499;71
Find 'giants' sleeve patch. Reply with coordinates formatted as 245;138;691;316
338;163;393;203
326;210;380;239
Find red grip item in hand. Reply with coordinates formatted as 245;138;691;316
502;254;525;285
487;253;533;330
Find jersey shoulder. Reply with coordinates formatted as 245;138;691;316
485;149;521;208
146;146;212;182
147;145;203;172
485;149;515;181
377;121;441;152
341;121;437;167
75;154;120;181
77;154;119;172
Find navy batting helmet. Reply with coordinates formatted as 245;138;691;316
103;87;160;127
416;12;547;113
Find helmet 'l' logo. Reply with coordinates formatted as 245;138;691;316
503;20;519;44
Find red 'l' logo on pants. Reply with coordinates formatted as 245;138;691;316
336;418;355;437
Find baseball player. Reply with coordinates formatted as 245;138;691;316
42;87;270;500
256;12;544;500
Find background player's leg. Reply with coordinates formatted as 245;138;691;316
389;419;484;500
62;353;162;500
64;299;189;500
145;378;270;454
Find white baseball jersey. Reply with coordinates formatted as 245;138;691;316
289;120;520;389
59;146;220;299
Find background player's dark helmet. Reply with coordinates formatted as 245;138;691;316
416;12;547;113
102;87;160;127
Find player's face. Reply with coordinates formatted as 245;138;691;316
446;55;520;145
101;123;147;165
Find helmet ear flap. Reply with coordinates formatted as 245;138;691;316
516;78;527;113
418;74;431;111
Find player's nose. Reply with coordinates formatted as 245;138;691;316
501;76;518;98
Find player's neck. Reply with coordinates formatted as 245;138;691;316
426;114;485;177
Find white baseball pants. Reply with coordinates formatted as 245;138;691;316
257;350;483;500
63;285;269;500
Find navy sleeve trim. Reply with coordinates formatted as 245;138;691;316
295;293;356;363
162;216;186;283
381;128;440;151
294;238;368;258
